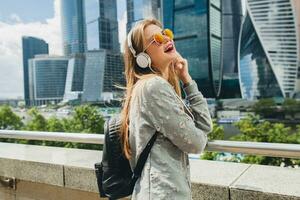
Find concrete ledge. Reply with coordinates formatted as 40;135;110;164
189;159;251;199
0;142;299;200
64;166;98;193
0;158;64;187
230;164;300;199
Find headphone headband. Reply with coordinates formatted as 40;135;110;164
127;30;137;57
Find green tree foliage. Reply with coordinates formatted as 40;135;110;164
20;108;48;145
229;114;300;167
43;117;67;147
252;98;277;118
0;105;24;143
0;105;23;130
66;105;105;134
282;98;300;119
60;105;105;150
0;105;105;150
25;108;48;131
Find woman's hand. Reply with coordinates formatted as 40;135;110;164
173;51;192;85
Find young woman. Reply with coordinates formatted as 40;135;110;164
119;18;213;199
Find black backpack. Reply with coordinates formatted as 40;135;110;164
94;114;158;199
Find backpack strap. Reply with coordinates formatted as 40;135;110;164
132;131;158;180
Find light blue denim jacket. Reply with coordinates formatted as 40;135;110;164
128;75;213;200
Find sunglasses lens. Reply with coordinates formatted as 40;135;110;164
154;33;165;44
164;29;174;40
152;29;174;45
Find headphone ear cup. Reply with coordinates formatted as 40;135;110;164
136;52;151;68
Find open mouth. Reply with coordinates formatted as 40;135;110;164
164;43;174;53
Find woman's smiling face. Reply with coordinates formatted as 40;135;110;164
143;24;177;70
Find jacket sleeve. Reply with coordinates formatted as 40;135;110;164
140;76;213;154
183;80;213;133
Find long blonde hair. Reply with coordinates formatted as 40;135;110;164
119;18;182;160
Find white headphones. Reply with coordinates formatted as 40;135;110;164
127;30;154;70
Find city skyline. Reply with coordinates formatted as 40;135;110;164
1;0;300;102
0;0;127;99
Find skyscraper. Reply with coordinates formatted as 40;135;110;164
82;50;125;102
98;0;120;51
162;0;223;98
61;0;87;56
219;0;243;99
82;50;106;102
126;0;161;33
63;54;85;102
291;0;300;96
85;0;100;50
22;36;49;106
239;15;283;99
239;0;299;99
28;55;69;106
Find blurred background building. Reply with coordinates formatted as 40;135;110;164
22;36;49;106
162;0;223;98
127;0;162;33
60;0;87;56
98;0;120;51
63;54;85;102
291;0;300;97
28;55;69;106
239;0;299;100
82;50;124;103
219;0;243;99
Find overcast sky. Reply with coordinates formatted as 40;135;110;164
0;0;127;100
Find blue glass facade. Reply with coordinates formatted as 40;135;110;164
126;0;161;33
239;15;283;99
82;50;106;102
22;36;49;106
98;0;120;51
209;0;222;96
85;0;100;50
61;0;87;56
28;56;69;106
219;0;242;98
246;0;298;98
69;54;85;91
162;0;222;98
82;50;125;102
103;52;125;92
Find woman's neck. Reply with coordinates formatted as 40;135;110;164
161;67;169;81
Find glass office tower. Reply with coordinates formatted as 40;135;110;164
28;55;69;106
98;0;120;51
219;0;243;99
126;0;161;33
82;50;125;102
61;0;87;56
239;15;283;99
82;50;106;102
291;0;300;96
85;0;100;50
239;0;299;99
22;36;49;106
162;0;222;98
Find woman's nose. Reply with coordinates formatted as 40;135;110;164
163;35;171;43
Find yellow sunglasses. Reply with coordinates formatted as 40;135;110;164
153;29;174;44
143;29;174;52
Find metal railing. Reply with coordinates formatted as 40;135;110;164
1;130;300;159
